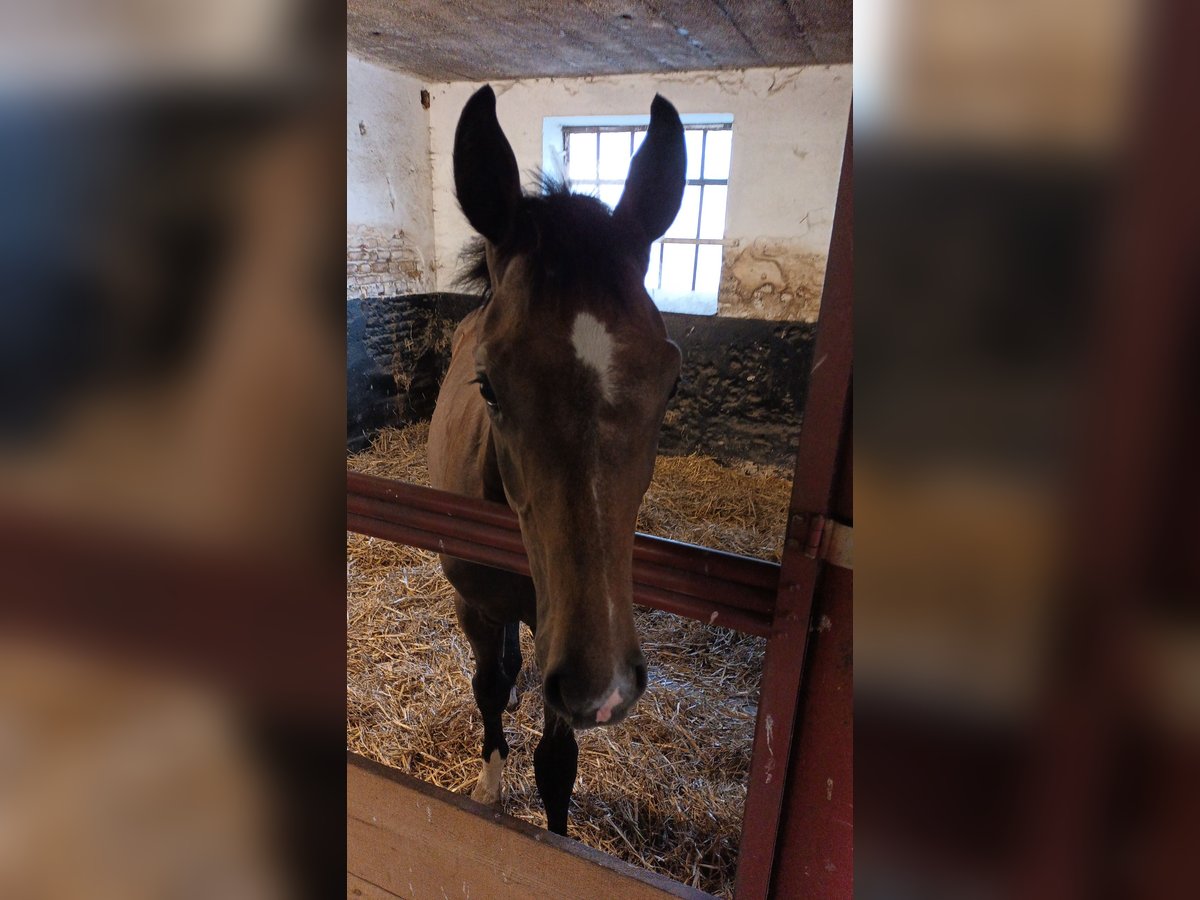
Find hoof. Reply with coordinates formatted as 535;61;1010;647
471;779;502;806
471;748;505;806
505;684;519;712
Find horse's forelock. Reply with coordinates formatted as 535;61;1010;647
455;181;636;312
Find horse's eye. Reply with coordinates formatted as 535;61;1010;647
475;375;499;410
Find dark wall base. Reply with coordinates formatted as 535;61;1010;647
346;297;397;452
660;314;816;467
346;293;479;450
347;294;816;467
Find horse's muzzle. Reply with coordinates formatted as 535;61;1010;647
543;657;648;729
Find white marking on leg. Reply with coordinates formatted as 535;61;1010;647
571;312;617;403
471;749;505;805
595;687;623;724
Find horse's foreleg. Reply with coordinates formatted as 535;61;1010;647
456;598;517;806
534;707;578;835
502;620;522;710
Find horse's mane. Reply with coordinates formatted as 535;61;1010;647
453;237;492;301
453;173;633;309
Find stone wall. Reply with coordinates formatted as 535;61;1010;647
660;314;816;466
347;297;397;451
347;293;478;450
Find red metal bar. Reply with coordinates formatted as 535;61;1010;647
349;493;528;557
634;533;779;593
629;584;771;638
347;512;531;577
349;470;520;532
734;112;854;900
347;509;773;637
348;485;776;617
349;471;780;593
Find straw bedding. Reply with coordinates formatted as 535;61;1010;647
347;424;791;897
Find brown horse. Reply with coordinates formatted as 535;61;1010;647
427;85;686;835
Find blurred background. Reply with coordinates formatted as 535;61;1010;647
855;0;1198;896
0;1;346;897
1;0;1197;897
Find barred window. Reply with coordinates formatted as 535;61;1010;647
561;121;732;315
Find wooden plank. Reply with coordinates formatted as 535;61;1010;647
347;872;403;899
720;0;819;65
348;752;712;900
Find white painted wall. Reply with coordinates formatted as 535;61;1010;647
347;54;436;292
426;67;851;315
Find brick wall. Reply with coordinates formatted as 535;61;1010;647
346;225;434;299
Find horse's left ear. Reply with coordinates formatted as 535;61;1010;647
454;85;522;245
615;95;686;257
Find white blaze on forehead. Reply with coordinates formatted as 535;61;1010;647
574;311;619;622
571;312;617;404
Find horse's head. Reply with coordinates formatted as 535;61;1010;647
453;86;685;728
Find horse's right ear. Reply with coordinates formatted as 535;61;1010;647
454;85;521;245
615;95;686;252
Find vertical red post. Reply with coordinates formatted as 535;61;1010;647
770;410;853;897
734;113;853;898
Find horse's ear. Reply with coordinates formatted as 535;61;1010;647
615;95;686;250
454;85;521;245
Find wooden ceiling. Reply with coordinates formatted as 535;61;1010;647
347;0;851;81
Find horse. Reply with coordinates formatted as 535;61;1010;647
427;85;686;835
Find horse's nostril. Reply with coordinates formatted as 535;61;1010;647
633;661;648;696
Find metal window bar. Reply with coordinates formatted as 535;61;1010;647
563;124;732;134
559;178;729;187
692;131;708;290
